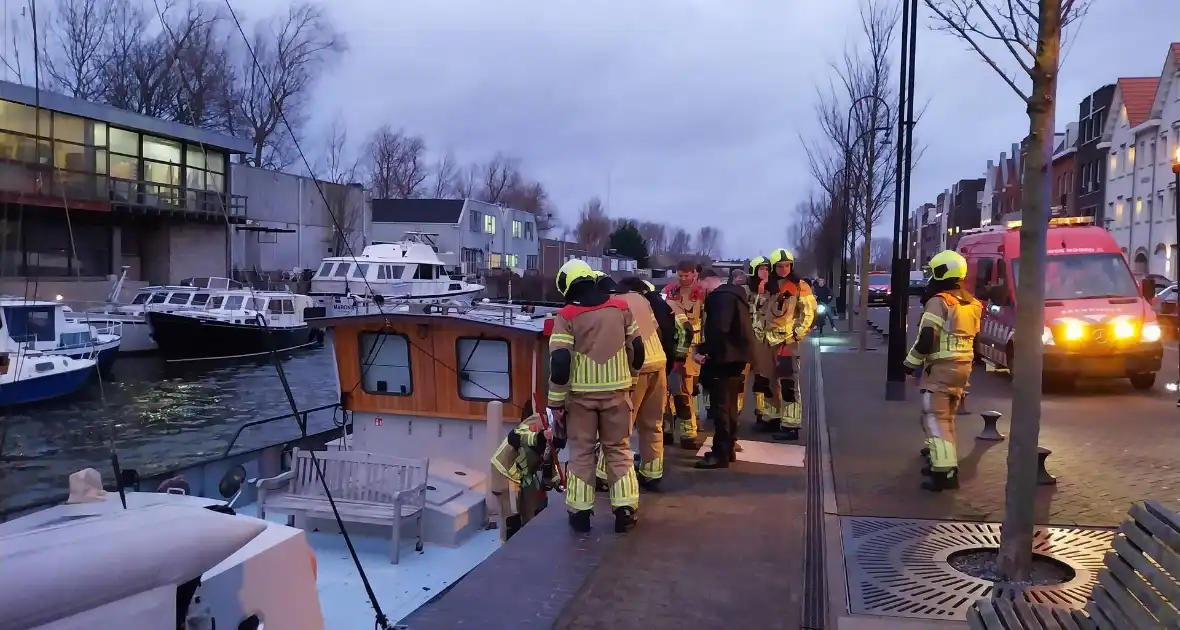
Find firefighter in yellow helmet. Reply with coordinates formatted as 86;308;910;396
489;411;550;542
746;256;771;426
549;259;645;532
904;249;981;492
663;261;706;450
752;248;815;441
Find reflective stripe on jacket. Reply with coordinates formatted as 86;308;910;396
904;290;982;368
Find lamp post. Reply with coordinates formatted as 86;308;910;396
885;0;920;401
1172;147;1179;407
838;96;893;320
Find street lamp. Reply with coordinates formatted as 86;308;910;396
838;95;893;320
1172;147;1179;407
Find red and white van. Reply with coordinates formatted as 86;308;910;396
956;221;1163;389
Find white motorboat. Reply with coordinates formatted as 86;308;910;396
1;299;121;373
0;342;96;406
309;233;484;316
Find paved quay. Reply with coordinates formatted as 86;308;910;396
406;402;811;629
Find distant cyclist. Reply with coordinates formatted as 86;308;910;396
812;277;835;334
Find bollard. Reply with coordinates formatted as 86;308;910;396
485;401;504;520
976;411;1005;441
957;389;971;415
1036;446;1057;485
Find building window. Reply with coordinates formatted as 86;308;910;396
358;332;412;395
526;254;538;270
1116;201;1124;220
1128;145;1136;170
524;222;534;240
504;254;519;268
512;220;523;238
1110;153;1118;175
470;211;481;232
484;214;496;234
489;252;502;268
456;337;511;401
109;128;139;156
1136;198;1143;216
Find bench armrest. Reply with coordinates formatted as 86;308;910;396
256;470;297;506
391;482;428;509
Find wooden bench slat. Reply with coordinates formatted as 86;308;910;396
1083;600;1118;630
1029;602;1063;630
1129;503;1180;558
1089;586;1134;630
1107;540;1180;626
1119;519;1180;600
1144;500;1180;540
1093;572;1166;630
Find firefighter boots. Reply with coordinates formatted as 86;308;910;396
614;506;639;533
921;468;960;492
569;509;593;532
774;427;800;441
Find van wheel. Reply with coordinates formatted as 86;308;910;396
1130;373;1157;391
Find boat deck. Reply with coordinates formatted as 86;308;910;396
402;431;810;630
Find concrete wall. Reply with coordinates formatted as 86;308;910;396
230;165;369;274
140;222;230;285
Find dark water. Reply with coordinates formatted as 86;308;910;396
0;343;340;513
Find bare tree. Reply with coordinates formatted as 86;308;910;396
667;228;692;257
453;163;479;200
574;197;611;250
924;0;1087;581
502;179;551;216
390;133;428;198
695;226;722;258
313;111;358;184
228;2;345;169
637;221;667;257
477;153;521;204
363;126;427;199
430;152;458;198
42;0;112;99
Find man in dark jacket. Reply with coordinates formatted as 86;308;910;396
693;269;755;469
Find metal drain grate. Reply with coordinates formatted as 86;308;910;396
841;517;1112;621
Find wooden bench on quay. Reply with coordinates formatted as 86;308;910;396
968;500;1180;630
256;447;429;564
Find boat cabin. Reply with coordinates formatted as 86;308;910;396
310;242;475;302
126;277;246;311
313;304;547;473
178;290;315;327
0;298;106;353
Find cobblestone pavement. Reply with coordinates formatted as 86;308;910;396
821;317;1180;527
552;431;808;630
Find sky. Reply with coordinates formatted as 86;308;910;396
103;1;1180;257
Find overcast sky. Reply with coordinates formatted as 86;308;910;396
237;0;1179;258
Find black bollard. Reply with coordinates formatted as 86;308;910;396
957;389;971;415
1036;447;1057;486
976;411;1005;441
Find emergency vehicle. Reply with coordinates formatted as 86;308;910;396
956;220;1163;390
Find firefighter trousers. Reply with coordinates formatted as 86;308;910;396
489;469;543;542
668;365;698;439
632;369;667;480
566;391;639;513
920;389;962;473
760;343;802;429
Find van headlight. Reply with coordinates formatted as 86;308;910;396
1141;322;1162;343
1041;326;1055;346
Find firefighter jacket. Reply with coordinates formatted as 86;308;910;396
749;281;770;341
644;291;680;369
547;297;642;406
618;292;666;373
490;415;547;484
664;283;705;376
758;278;816;346
904;289;982;371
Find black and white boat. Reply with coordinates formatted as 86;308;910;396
147;289;322;362
309;233;484;316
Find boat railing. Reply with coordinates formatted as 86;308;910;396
222;402;343;457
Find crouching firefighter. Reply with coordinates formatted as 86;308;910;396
549;259;645;533
903;249;981;492
754;248;815;441
489;410;553;542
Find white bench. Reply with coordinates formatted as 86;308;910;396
256;447;429;564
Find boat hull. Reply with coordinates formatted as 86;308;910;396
0;362;94;406
49;337;121;373
147;312;316;361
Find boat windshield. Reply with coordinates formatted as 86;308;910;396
223;296;244;310
317;262;334;277
130;292;151;305
206;296;225;309
1012;253;1139;300
149;292;168;304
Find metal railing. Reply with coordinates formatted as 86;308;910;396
222;402;341;457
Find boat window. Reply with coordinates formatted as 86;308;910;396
130;292;151;305
34;361;54;373
390;265;405;279
60;331;90;347
246;297;266;311
449;283;462;291
207;296;224;309
167;293;191;305
267;299;295;314
317;262;334;277
352;264;369;279
224;296;244;310
358;332;412;396
149;292;168;304
413;265;437;280
332;263;351;278
456;337;511;401
377;265;387;280
4;307;57;342
191;293;210;306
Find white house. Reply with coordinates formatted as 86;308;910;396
1101;43;1180;278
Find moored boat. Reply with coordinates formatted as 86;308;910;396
147;290;321;362
0;346;96;406
1;299;121;373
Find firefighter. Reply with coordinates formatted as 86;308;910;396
753;248;815;441
489;412;550;542
904;249;981;492
549;259;646;533
663;260;706;449
614;277;671;491
747;256;772;428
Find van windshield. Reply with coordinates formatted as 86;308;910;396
1011;253;1139;300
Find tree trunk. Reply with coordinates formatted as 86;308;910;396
858;226;872;352
997;0;1061;581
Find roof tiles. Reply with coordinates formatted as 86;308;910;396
1117;77;1159;127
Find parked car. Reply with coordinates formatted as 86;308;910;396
866;273;892;306
1134;272;1172;294
1154;283;1177;339
908;270;928;294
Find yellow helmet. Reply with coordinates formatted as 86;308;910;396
769;248;794;265
556;259;596;296
748;256;768;274
642;280;656;292
929;250;968;281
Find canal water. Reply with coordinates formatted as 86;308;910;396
0;344;341;514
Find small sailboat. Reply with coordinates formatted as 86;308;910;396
0;342;96;406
